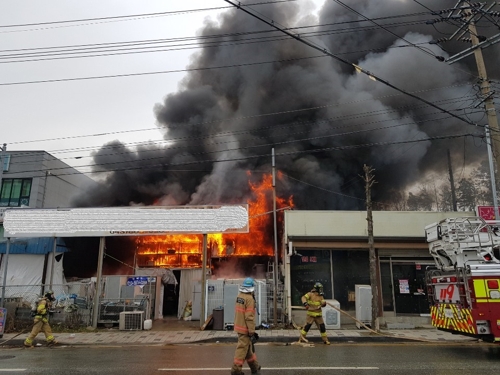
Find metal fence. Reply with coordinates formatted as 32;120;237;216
204;278;285;328
1;282;93;331
97;297;148;326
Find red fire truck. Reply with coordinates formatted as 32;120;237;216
425;217;500;342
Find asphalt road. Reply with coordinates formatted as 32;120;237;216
0;342;499;374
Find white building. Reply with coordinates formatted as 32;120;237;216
283;210;475;327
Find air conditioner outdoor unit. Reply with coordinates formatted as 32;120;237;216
119;311;144;330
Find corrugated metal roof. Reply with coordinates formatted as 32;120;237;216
0;237;68;254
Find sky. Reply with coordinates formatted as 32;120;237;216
0;0;322;174
2;0;499;210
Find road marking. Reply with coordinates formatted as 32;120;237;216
0;370;26;372
159;367;378;371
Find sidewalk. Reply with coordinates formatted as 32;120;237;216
0;323;479;347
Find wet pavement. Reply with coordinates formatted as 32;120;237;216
0;317;479;347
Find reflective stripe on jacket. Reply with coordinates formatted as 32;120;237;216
35;297;50;318
301;291;325;317
234;291;256;335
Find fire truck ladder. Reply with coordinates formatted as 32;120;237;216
440;217;494;248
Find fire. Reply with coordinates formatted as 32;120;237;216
135;173;293;268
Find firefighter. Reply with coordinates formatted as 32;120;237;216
231;277;261;375
24;290;57;347
300;282;330;345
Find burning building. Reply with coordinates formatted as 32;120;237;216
135;173;293;270
67;0;500;321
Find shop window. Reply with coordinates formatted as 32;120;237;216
0;178;32;207
331;250;370;309
290;250;332;306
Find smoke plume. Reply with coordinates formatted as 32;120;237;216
74;0;500;210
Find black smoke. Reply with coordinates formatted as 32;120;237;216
74;0;500;210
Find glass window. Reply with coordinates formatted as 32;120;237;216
2;155;10;171
0;180;12;207
20;179;31;206
0;178;32;207
9;179;22;206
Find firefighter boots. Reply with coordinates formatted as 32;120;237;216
251;365;262;374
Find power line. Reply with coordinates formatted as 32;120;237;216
0;54;326;86
0;19;439;64
332;0;441;60
6;93;482;169
0;13;432;56
223;0;484;132
5;81;483;149
3;133;478;178
0;1;296;30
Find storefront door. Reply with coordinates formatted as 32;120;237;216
392;263;430;315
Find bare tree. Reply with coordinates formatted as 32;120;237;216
362;164;379;331
457;178;478;211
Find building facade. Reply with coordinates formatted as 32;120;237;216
0;150;97;309
283;210;475;326
0;150;97;231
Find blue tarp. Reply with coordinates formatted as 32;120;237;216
0;237;68;254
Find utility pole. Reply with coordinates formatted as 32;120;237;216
362;164;379;331
447;149;458;211
468;16;500;218
430;1;500;217
272;148;279;325
0;143;6;193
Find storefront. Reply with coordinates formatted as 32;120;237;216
284;210;475;324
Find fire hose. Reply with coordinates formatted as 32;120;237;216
0;310;59;346
292;301;438;344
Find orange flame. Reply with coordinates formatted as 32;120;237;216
136;173;293;268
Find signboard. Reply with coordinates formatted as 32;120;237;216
126;276;151;286
477;206;500;221
0;308;6;338
399;279;410;294
435;284;460;303
3;205;249;238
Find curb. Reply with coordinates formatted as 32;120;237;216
0;335;432;347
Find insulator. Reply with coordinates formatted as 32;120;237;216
431;8;455;15
461;37;472;43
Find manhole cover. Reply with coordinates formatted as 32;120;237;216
0;355;15;360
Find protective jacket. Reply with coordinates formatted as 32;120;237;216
233;291;256;335
34;297;51;320
301;290;326;317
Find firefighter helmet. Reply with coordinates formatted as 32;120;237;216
44;290;55;301
313;282;324;295
242;277;255;288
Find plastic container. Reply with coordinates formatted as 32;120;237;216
143;319;153;330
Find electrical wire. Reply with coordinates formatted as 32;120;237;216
2;133;478;178
5;81;483;150
224;1;487;133
332;0;440;60
0;1;297;31
5;94;482;169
